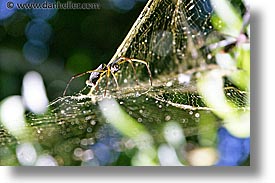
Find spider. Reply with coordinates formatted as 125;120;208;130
63;57;153;96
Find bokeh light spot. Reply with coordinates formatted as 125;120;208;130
25;19;52;43
158;144;183;166
66;52;93;73
112;0;136;11
187;147;218;166
35;154;58;166
92;142;112;166
16;143;37;166
163;121;185;147
22;71;49;114
216;127;250;166
23;40;49;64
0;96;25;137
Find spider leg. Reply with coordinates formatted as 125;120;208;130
110;71;120;89
104;67;111;96
122;57;139;85
63;69;105;96
111;57;139;85
87;71;106;96
129;58;153;86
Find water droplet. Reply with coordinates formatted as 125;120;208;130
182;119;187;123
85;116;92;121
74;148;83;158
138;118;143;122
207;54;212;60
90;120;96;125
195;118;200;123
81;139;88;146
87;127;93;133
166;81;173;87
165;115;171;121
195;113;200;118
159;105;162;109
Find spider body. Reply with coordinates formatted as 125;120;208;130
85;64;104;87
63;57;152;96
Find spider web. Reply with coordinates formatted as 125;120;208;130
108;0;217;85
0;0;249;166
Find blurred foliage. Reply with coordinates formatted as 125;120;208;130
0;0;250;166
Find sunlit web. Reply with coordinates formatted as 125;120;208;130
0;0;249;166
108;0;217;85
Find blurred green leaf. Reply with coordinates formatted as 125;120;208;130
211;0;243;37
